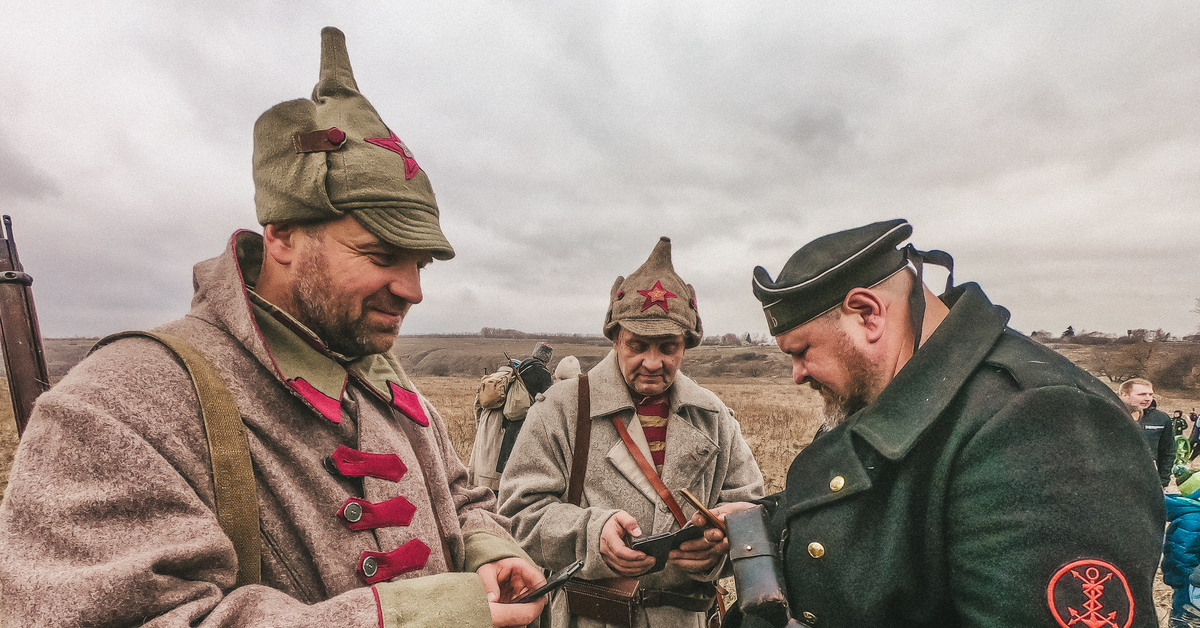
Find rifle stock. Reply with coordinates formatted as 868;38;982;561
0;216;49;436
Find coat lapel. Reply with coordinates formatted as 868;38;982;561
851;283;1008;462
605;414;659;506
660;414;718;496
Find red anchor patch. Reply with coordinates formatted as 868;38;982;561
1046;559;1134;628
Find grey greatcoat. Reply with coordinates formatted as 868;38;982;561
0;232;527;627
499;352;765;628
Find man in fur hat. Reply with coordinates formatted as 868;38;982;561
0;28;545;627
713;219;1164;628
499;237;765;628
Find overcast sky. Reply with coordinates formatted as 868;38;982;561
3;1;1198;340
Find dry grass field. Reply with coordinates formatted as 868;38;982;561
2;337;1198;623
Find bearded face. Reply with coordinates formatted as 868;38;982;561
807;325;890;431
285;219;427;358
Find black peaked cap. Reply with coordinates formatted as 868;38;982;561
752;219;912;336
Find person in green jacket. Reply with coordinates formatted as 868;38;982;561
710;219;1164;627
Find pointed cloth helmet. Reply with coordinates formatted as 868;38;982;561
252;27;454;260
604;237;703;349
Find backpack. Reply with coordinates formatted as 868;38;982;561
477;366;514;410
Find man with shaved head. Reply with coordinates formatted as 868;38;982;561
714;219;1165;627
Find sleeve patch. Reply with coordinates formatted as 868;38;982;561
1046;558;1134;628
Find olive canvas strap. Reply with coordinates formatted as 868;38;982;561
566;375;591;506
92;331;262;587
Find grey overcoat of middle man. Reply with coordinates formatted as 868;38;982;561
500;237;765;628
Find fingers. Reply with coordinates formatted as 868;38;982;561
478;558;547;603
612;510;643;537
600;512;648;562
710;501;757;516
669;532;730;574
476;562;502;603
600;513;656;576
490;599;546;628
681;533;715;552
505;559;545;600
608;554;657;577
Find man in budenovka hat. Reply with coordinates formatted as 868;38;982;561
0;28;545;627
708;220;1165;627
499;237;765;628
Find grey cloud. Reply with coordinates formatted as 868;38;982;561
0;137;60;201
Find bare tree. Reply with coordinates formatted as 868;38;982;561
1095;341;1161;383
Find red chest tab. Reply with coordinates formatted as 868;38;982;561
327;445;407;482
289;377;343;423
337;495;417;531
389;382;429;427
357;538;431;584
1047;558;1134;628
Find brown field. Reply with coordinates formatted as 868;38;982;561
3;336;1199;623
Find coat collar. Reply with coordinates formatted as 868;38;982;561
586;350;722;419
781;283;1009;517
848;282;1009;461
188;230;427;427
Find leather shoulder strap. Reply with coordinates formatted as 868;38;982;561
566;375;590;506
93;331;262;587
611;414;688;527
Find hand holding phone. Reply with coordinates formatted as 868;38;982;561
510;560;584;604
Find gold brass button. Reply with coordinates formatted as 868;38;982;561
802;611;818;623
829;476;845;491
807;542;825;558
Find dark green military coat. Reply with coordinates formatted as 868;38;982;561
742;283;1165;628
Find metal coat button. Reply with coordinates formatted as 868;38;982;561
802;611;817;623
829;476;845;491
807;542;825;558
362;556;378;577
322;456;343;477
344;502;363;523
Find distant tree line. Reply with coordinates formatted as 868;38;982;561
1029;326;1200;390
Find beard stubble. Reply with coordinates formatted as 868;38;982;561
291;244;406;358
811;328;888;432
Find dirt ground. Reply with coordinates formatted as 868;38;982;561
1;369;1196;623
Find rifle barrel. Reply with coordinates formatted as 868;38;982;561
0;216;50;436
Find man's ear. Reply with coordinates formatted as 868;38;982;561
262;223;302;266
841;288;886;343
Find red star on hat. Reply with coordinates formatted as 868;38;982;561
638;280;676;313
365;130;420;179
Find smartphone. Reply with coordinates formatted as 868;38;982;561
627;525;707;574
510;559;584;603
678;488;727;535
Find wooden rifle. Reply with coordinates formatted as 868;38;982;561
0;216;49;436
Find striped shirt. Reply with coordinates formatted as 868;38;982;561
637;395;669;475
